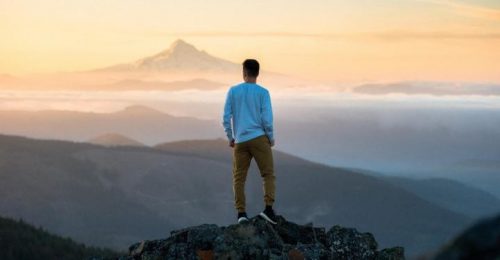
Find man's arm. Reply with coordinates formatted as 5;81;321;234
261;90;275;146
222;88;234;146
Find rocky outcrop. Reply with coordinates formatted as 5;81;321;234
118;216;404;260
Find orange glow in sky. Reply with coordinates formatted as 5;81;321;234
1;0;500;82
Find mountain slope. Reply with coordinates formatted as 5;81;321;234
0;215;120;260
428;160;500;199
0;134;470;256
381;176;500;219
434;213;500;259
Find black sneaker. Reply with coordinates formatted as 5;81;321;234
237;212;249;224
259;206;277;224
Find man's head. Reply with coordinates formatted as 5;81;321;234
242;59;260;82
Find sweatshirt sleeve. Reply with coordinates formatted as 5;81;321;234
222;88;234;141
261;90;274;142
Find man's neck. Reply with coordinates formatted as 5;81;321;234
244;77;257;83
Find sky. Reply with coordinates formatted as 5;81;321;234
1;0;500;82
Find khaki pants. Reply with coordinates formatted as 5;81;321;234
233;134;275;213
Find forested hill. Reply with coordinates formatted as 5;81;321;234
0;215;120;260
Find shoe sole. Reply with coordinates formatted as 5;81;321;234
259;212;277;225
238;217;249;224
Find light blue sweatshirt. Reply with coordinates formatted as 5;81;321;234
222;82;274;144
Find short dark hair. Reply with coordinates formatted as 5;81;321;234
243;59;260;77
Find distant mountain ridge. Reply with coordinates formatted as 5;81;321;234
381;176;500;219
0;105;221;145
0;134;470;256
88;133;145;147
353;81;500;96
114;105;167;116
1;104;498;201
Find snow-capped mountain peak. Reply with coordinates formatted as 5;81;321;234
139;39;200;62
98;39;239;73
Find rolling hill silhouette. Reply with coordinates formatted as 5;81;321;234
1;105;499;200
0;134;471;256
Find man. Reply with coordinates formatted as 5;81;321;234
222;59;277;224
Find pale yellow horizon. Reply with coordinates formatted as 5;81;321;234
1;0;500;82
